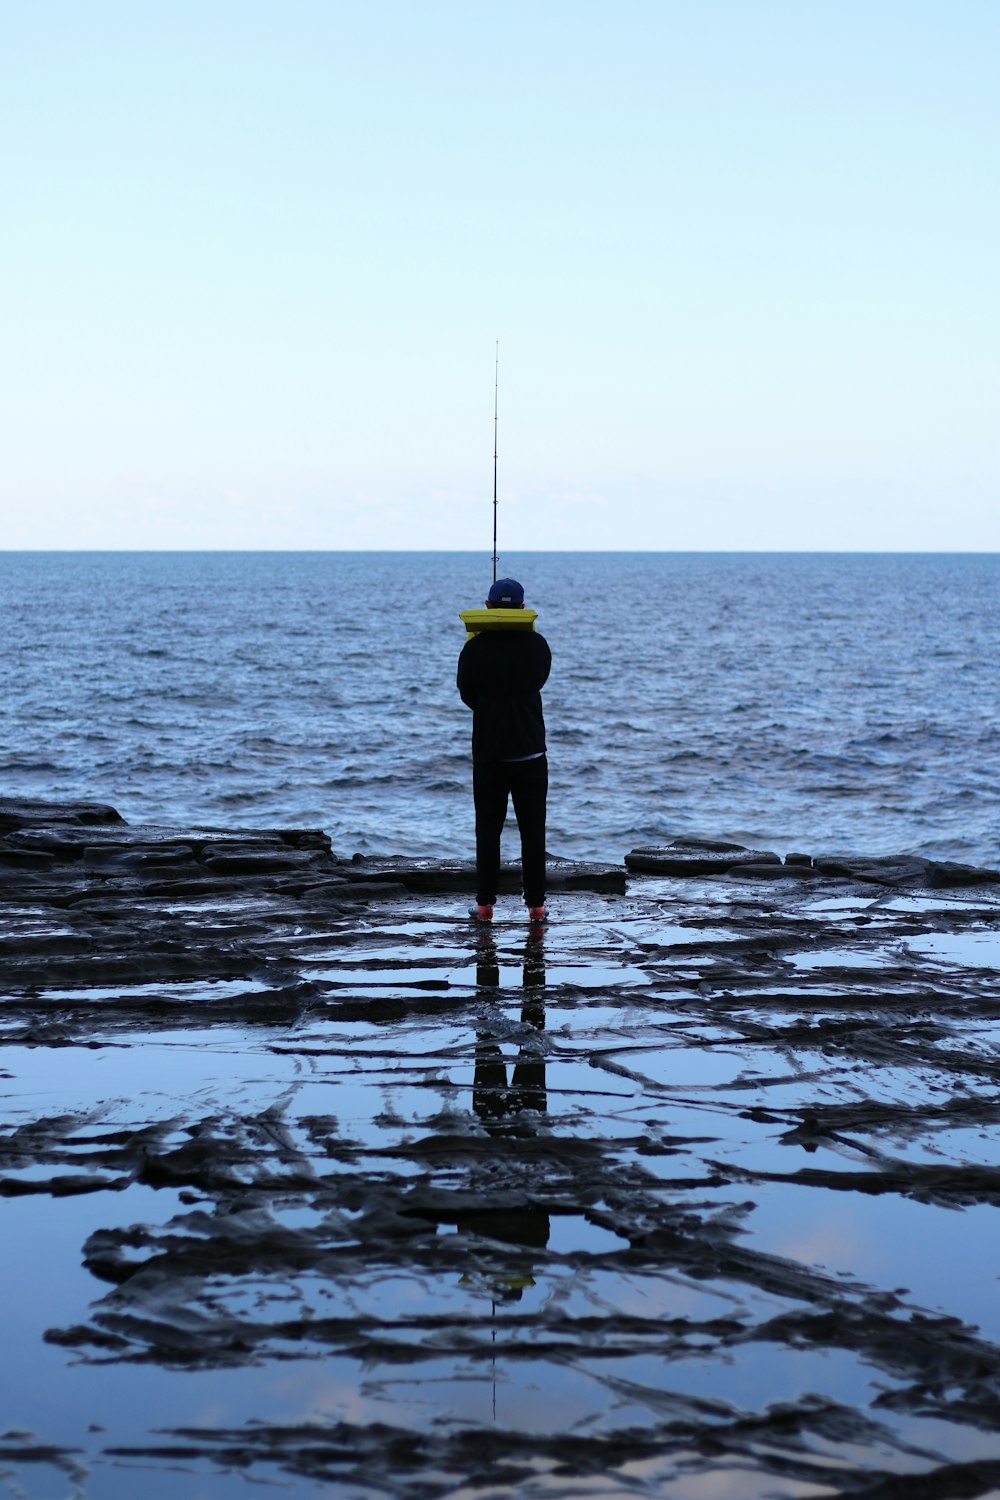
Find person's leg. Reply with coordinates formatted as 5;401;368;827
473;761;509;906
510;755;547;908
473;1032;509;1121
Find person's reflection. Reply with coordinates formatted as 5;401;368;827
462;927;549;1292
474;924;502;991
474;929;546;1122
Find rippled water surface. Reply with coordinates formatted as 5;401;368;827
2;551;998;863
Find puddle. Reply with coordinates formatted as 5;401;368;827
634;926;738;948
540;1003;662;1033
589;1045;752;1091
301;962;458;988
37;978;272;1003
380;919;472;938
744;1183;1000;1346
301;958;650;991
879;894;989;915
802;897;877;914
783;948;897;970
1;1031;302;1116
907;930;1000;969
546;1214;631;1255
591;1343;893;1424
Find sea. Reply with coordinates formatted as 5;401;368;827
1;551;998;868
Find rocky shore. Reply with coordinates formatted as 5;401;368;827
4;798;1000;1498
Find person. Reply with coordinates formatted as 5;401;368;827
457;577;551;923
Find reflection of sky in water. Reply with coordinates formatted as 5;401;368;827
631;925;736;948
2;1031;297;1116
0;1187;190;1445
783;947;897;970
555;1267;798;1325
36;978;272;1003
6;1180;989;1490
590;1045;750;1090
802;897;877;914
895;1122;1000;1171
880;894;987;916
586;1344;891;1423
301;955;649;989
649;1466;861;1500
7;876;1000;1497
371;1355;616;1433
544;1215;629;1255
743;1183;1000;1347
907;930;1000;969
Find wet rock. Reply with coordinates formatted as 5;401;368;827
202;850;322;875
0;803;343;902
16;794;987;909
812;854;1000;888
0;798;124;834
928;859;1000;888
546;856;627;893
6;796;1000;1497
725;860;822;880
0;847;56;869
626;843;1000;890
812;854;935;885
342;854;625;894
626;840;780;875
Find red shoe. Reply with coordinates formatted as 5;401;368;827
527;904;547;924
469;903;493;922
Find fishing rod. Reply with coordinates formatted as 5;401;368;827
492;342;499;582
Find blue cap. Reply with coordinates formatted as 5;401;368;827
487;577;524;607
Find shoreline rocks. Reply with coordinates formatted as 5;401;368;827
2;801;997;900
625;837;1000;888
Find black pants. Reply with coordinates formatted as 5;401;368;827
473;755;547;907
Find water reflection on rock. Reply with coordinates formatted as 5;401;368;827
5;803;1000;1494
465;929;549;1281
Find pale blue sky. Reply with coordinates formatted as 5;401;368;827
2;1;997;549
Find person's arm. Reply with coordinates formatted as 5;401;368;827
533;635;551;690
457;642;478;709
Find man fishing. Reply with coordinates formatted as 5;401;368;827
457;577;551;924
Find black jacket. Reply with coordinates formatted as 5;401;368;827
457;629;551;764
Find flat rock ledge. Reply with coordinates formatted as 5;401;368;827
0;799;623;902
1;803;997;900
626;837;1000;888
7;796;1000;1497
346;854;626;894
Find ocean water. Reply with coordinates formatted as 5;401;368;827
1;551;998;867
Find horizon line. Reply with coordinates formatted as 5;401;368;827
2;547;999;558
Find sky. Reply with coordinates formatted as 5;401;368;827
2;0;998;551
